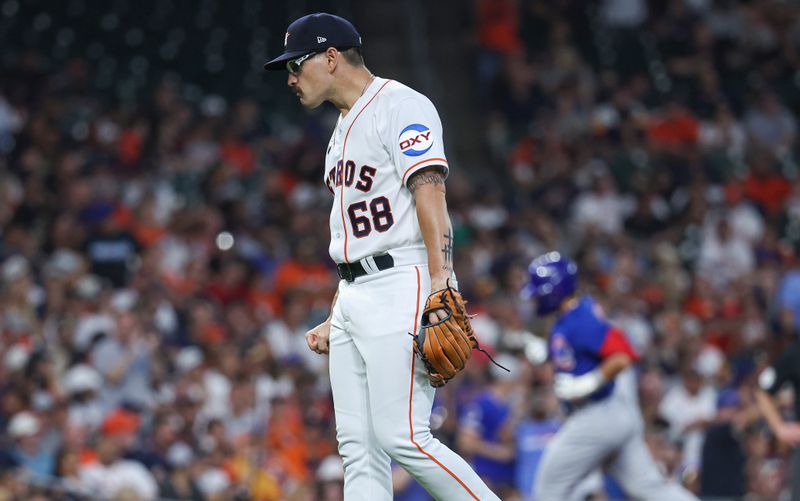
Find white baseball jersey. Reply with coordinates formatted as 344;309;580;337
324;77;448;264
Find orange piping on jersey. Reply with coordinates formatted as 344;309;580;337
401;158;449;186
407;267;480;500
338;79;392;263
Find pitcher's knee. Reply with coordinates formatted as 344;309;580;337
373;425;429;462
373;431;403;458
337;425;374;469
337;439;364;470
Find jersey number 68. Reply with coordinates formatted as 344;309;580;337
347;196;394;237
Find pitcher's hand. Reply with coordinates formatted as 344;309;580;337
428;276;453;324
306;321;331;354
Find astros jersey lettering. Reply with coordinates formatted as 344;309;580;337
324;77;448;264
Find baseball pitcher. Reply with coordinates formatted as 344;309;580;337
264;13;499;501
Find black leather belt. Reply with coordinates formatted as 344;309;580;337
336;254;395;282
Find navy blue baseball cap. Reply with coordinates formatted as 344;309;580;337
264;13;362;71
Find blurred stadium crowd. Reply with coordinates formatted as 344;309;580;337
1;0;800;499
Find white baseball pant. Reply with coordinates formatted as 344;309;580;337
329;264;500;501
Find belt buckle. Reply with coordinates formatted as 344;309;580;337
337;263;354;282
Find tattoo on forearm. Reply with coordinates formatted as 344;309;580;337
408;170;445;193
441;228;454;266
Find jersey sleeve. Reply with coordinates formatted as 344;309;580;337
385;96;449;187
569;313;638;361
598;326;639;361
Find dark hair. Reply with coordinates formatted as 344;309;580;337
340;47;364;67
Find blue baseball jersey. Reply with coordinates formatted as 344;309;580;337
549;295;637;402
460;391;515;486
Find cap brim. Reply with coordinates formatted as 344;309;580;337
263;50;309;71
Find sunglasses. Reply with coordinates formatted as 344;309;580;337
286;51;318;75
286;47;353;75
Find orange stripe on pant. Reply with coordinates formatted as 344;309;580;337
407;266;480;501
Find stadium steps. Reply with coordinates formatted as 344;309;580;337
352;0;415;85
419;0;486;173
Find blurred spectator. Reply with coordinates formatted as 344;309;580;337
601;0;647;29
571;168;630;238
699;103;747;168
744;93;797;159
475;0;523;98
699;388;759;500
316;455;345;501
777;267;800;335
513;389;560;499
647;98;700;151
8;411;54;478
457;354;520;497
62;364;106;433
90;308;155;412
262;292;322;374
741;152;792;218
79;435;158;501
159;442;204;501
53;446;88;498
659;366;717;477
716;184;764;246
82;207;141;289
696;219;754;289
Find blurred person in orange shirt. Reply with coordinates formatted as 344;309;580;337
271;237;334;303
647;98;699;151
741;151;791;218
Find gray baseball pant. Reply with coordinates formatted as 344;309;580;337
534;395;698;501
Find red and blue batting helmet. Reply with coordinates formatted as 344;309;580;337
521;252;578;315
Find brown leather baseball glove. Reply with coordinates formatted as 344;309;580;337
411;282;507;387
